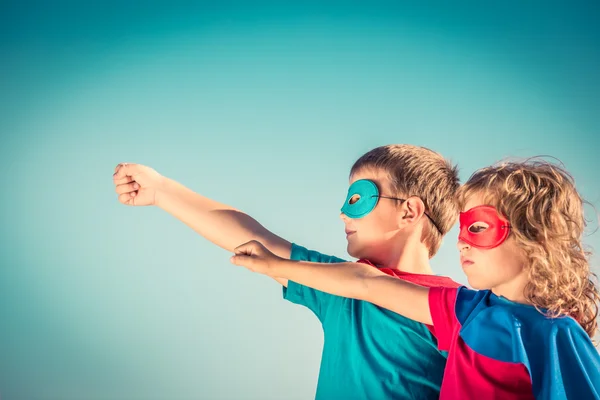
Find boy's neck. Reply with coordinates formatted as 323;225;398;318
372;241;434;275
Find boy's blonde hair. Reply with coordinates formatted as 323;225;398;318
458;159;600;339
351;144;461;257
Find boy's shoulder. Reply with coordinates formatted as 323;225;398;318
290;243;347;263
358;259;462;288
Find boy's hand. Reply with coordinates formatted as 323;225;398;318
113;163;166;206
230;240;283;276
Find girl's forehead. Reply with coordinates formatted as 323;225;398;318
462;192;487;212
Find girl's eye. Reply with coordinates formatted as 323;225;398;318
468;222;489;234
349;194;361;205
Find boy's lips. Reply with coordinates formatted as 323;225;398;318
345;229;356;236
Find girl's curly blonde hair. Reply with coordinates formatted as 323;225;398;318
457;159;599;339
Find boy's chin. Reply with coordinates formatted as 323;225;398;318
346;244;370;261
346;243;363;259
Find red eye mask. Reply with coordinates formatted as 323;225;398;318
459;205;510;249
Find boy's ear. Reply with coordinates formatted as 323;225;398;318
398;197;427;228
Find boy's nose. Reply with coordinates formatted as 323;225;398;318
340;212;350;222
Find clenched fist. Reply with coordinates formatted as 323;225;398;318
230;240;283;276
113;163;166;206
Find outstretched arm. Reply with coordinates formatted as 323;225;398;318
231;240;432;325
113;163;292;286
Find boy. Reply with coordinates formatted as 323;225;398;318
113;145;461;399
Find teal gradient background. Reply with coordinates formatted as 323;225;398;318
1;2;599;399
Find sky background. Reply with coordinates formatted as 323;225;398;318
1;1;599;399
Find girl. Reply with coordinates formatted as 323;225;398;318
231;159;600;399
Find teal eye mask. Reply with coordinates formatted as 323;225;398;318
341;179;380;219
341;179;445;233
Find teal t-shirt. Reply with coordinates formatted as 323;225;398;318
283;244;447;400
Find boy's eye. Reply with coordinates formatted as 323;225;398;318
468;222;489;234
349;194;361;204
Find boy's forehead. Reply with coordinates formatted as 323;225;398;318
349;168;392;188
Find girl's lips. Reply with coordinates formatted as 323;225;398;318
460;257;474;267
